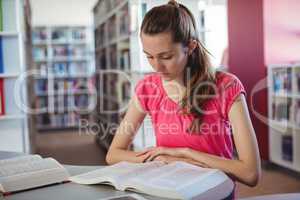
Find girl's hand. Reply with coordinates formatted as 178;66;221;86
135;151;152;163
152;155;169;163
135;147;156;157
138;147;188;162
153;155;209;168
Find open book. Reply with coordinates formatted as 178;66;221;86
70;161;232;200
0;155;69;194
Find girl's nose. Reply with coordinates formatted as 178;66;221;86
153;59;165;72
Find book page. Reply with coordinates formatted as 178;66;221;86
0;158;65;178
0;155;42;167
0;157;69;193
98;193;149;200
128;162;217;190
70;161;164;185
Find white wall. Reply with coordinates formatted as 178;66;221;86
30;0;97;26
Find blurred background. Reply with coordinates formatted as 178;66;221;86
0;0;299;198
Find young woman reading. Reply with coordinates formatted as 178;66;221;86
106;0;261;188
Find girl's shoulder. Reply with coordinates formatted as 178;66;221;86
214;71;246;118
215;70;244;90
135;72;162;95
139;72;161;83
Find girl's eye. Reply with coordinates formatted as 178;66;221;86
146;56;153;59
161;56;173;60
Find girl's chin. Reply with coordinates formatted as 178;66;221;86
160;74;172;80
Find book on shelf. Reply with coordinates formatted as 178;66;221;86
0;154;69;194
32;28;47;43
51;28;68;42
52;62;68;76
52;45;68;58
295;101;300;126
71;28;86;41
70;161;231;200
121;81;131;101
99;24;105;46
0;78;4;115
282;135;293;162
69;62;87;76
36;113;50;126
120;49;130;71
272;98;292;122
272;69;292;94
107;16;116;41
33;46;47;60
0;0;2;32
296;71;300;93
35;79;47;94
69;45;86;58
109;45;117;68
119;4;129;36
0;37;3;73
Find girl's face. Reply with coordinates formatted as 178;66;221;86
141;32;189;83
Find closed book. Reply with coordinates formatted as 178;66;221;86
0;78;4;115
0;37;3;73
0;0;3;31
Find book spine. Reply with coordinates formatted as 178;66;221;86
0;0;3;32
0;78;4;115
0;37;3;73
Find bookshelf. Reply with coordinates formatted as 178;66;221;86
93;0;200;150
268;64;300;172
31;26;96;131
0;0;29;152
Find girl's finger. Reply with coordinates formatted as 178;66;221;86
145;152;161;162
136;150;148;157
136;147;156;157
141;152;152;163
136;149;152;157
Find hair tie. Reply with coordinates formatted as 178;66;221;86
168;0;180;8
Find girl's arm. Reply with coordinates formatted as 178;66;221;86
185;94;261;186
143;95;261;187
106;95;149;164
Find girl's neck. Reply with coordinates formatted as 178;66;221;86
171;73;185;87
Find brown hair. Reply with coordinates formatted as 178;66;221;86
141;0;217;133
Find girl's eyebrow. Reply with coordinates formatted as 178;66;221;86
143;50;173;56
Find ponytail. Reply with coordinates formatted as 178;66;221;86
141;0;217;134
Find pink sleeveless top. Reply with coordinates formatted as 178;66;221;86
135;71;246;159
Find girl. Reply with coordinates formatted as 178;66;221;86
106;0;261;189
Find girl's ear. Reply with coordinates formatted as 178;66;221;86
188;39;198;55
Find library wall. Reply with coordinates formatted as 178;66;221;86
227;0;269;160
264;0;300;65
30;0;97;26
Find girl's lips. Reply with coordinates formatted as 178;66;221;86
160;72;169;76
